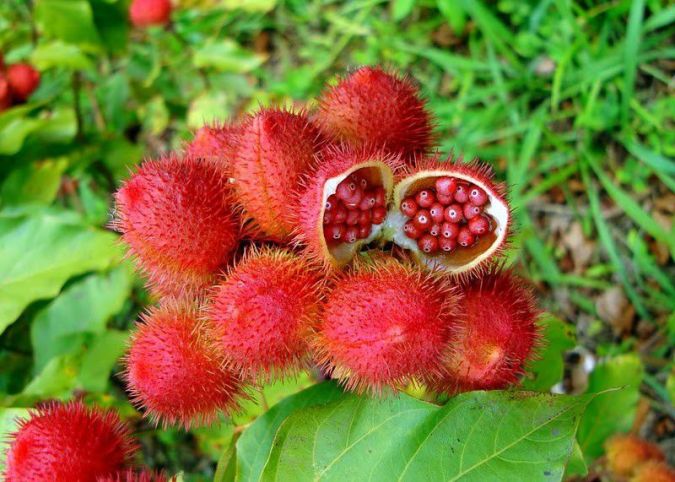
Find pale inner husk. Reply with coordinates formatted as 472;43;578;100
384;169;509;274
319;161;394;267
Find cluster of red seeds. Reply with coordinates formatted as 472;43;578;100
323;173;387;244
401;176;494;255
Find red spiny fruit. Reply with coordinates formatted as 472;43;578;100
313;257;459;394
129;0;172;28
232;107;323;242
6;63;40;102
631;461;675;482
3;401;137;482
605;434;665;478
113;155;240;298
294;144;402;269
97;469;174;482
185;122;240;172
387;154;511;276
207;247;325;380
0;74;11;111
124;302;244;429
317;66;434;160
427;267;540;393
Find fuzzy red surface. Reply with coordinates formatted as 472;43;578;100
3;401;137;482
113;155;240;298
185;122;240;172
124;302;244;429
96;468;174;482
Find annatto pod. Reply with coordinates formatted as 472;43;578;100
113;155;240;298
207;247;325;380
3;401;138;482
185;122;240;171
631;461;675;482
384;155;511;276
605;434;665;479
313;256;459;394
124;302;245;429
317;66;434;160
231;107;324;242
427;267;540;394
98;469;175;482
294;144;401;269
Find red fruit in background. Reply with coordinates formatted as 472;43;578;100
313;257;459;394
0;74;12;111
232;108;323;242
294;144;401;269
124;302;244;429
3;401;137;482
317;66;434;161
185;122;240;171
113;155;240;298
129;0;172;27
605;433;665;478
207;247;325;380
97;469;174;482
6;63;40;102
427;267;540;393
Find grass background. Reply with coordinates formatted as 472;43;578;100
0;0;673;480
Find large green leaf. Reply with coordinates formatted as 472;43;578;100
0;158;68;207
34;0;101;47
522;315;576;391
577;354;644;461
0;208;122;334
31;266;133;372
235;383;595;482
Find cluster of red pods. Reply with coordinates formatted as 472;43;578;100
323;173;387;244
401;177;494;255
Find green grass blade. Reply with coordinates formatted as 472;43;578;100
622;0;645;127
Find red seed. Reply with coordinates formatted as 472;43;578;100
415;189;435;208
358;225;371;239
346;209;360;226
327;223;346;242
359;191;377;210
400;198;418;217
345;226;359;243
333;204;347;224
403;220;421;239
372;206;387;224
359;210;372;226
436;193;454;205
441;222;459;239
358;177;368;190
413;209;432;230
444;204;464;223
457;227;475;247
323;211;333;224
435;177;457;197
429;224;441;237
336;179;358;201
439;237;456;252
374;187;386;207
469;185;488;206
417;234;439;254
325;194;338;212
454;184;469;203
342;188;364;209
468;215;490;235
429;203;445;223
463;203;482;220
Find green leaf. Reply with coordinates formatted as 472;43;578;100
192;40;266;73
187;92;231;130
0;158;68;207
522;314;576;391
0;408;29;473
77;329;128;392
392;0;415;21
31;266;133;372
235;382;345;481
0;107;77;155
564;441;588;478
0;208;122;334
20;354;80;398
577;354;644;461
34;0;101;47
31;41;94;70
236;383;595;481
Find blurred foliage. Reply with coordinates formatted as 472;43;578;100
0;0;673;479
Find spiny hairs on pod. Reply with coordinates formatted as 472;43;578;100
313;256;460;395
317;66;435;161
123;301;245;429
427;265;541;394
184;122;241;173
96;468;177;482
112;154;240;299
206;246;326;381
231;106;325;242
3;401;138;482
